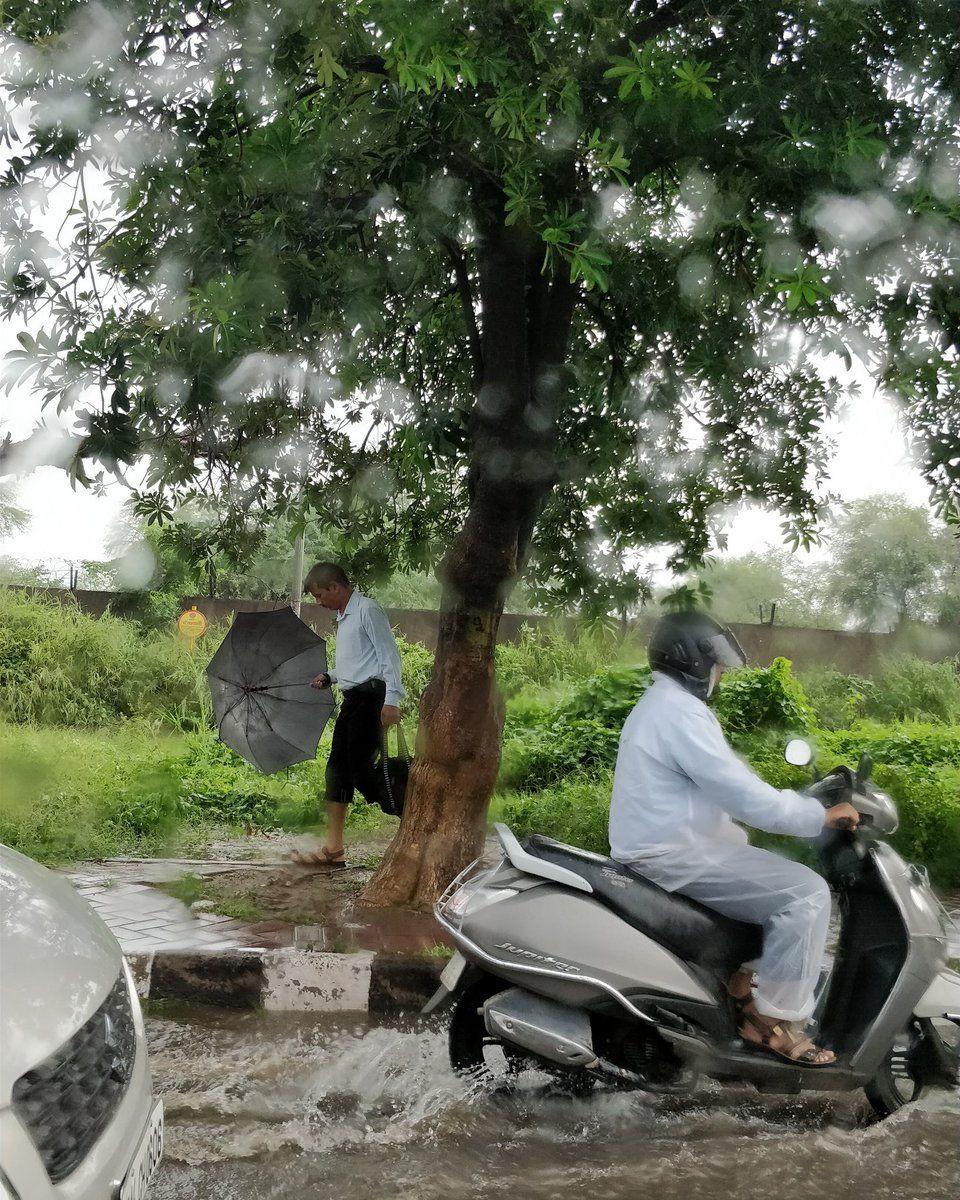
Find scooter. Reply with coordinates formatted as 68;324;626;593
426;741;960;1118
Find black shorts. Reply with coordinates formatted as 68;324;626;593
325;679;386;807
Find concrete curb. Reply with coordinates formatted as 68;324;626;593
129;948;445;1015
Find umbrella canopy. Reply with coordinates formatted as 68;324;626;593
206;607;335;774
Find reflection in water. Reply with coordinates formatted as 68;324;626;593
148;1009;959;1200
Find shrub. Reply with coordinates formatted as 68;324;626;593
496;772;614;855
0;589;207;727
0;723;187;863
556;664;651;725
393;634;434;711
495;624;643;697
818;720;960;770
798;668;875;731
713;657;813;736
498;665;650;790
868;655;960;724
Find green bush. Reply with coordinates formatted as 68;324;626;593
868;655;960;724
876;765;960;887
0;723;187;863
818;720;960;769
556;664;651;725
0;718;386;866
0;589;207;727
713;657;813;736
495;624;642;697
798;668;875;731
496;772;614;856
800;656;960;728
498;664;649;790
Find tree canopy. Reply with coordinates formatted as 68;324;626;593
825;493;960;629
4;1;957;603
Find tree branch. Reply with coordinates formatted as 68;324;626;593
438;234;483;390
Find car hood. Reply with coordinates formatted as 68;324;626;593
0;846;123;1103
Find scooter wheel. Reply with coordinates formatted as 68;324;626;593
448;976;594;1097
864;1019;926;1119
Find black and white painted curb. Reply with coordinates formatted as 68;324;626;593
127;948;445;1015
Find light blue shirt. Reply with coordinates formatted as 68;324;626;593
608;673;824;890
328;591;405;708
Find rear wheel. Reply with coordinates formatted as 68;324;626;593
448;976;594;1097
864;1019;926;1118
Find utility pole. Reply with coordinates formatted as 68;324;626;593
290;532;305;616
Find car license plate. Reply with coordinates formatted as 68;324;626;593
118;1100;163;1200
440;951;466;991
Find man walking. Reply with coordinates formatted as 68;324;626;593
293;562;405;869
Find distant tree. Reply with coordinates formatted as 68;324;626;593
0;482;28;541
699;549;833;628
825;495;957;630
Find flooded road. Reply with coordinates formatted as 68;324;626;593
147;1008;959;1200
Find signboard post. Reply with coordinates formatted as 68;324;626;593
177;605;208;649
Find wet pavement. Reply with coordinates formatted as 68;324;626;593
146;1008;960;1200
63;856;449;956
66;861;290;952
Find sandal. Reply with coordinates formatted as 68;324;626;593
291;846;347;870
739;1010;836;1067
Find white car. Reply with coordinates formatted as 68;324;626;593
0;846;163;1200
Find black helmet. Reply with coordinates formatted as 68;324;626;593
648;610;746;701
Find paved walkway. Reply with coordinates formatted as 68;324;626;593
63;857;450;956
66;862;293;953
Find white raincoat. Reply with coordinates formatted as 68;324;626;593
609;672;831;1021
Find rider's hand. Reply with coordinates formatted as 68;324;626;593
825;801;860;829
310;672;331;690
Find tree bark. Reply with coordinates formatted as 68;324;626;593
361;222;577;909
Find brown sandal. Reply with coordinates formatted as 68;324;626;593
740;1010;836;1067
291;846;347;870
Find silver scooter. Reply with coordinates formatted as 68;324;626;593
426;742;960;1118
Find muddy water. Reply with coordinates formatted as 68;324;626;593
147;1005;959;1200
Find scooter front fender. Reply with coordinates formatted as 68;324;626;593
914;966;960;1021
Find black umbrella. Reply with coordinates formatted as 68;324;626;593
206;607;335;774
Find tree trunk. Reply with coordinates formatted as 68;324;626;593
361;220;577;909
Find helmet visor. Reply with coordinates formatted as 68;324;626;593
699;631;746;669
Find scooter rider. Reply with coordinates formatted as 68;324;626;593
608;611;861;1066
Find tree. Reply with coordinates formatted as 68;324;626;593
825;494;958;630
0;481;28;541
3;2;959;905
698;548;832;628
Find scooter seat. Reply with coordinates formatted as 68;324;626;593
524;834;763;976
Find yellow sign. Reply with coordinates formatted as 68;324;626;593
177;606;208;640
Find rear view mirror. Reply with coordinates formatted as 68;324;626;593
784;738;813;767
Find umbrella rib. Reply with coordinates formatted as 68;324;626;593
217;691;251;740
248;692;317;757
259;634;326;681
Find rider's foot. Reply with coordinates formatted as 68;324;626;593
727;968;756;1005
740;1009;836;1066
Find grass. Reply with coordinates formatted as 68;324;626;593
0;719;388;867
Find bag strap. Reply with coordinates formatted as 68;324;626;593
386;723;411;761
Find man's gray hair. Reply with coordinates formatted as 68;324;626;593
303;561;350;592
